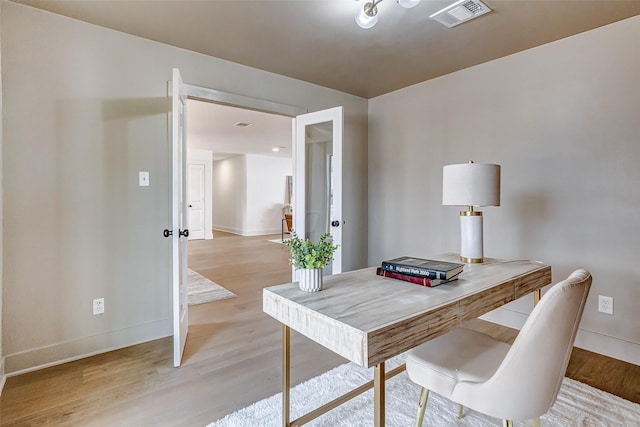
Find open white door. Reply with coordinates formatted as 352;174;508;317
293;106;343;280
171;68;189;367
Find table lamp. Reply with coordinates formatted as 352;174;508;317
442;161;501;263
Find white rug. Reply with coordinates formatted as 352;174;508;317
207;354;640;427
187;269;236;306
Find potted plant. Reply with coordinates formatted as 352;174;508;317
286;231;338;292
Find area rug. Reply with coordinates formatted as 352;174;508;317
187;269;236;306
207;354;640;426
268;238;289;245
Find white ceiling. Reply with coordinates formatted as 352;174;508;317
187;100;293;160
15;0;640;157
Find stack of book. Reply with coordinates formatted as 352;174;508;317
376;256;464;287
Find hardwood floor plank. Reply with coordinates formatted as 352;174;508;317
1;231;637;425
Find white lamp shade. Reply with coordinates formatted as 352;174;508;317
442;163;500;207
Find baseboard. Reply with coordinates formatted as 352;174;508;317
213;225;281;236
213;225;243;235
244;228;281;236
481;307;640;365
0;357;6;396
573;328;640;366
4;319;171;376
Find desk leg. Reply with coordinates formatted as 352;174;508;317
283;325;290;427
534;289;541;306
374;362;385;427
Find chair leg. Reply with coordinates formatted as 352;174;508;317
458;404;464;419
533;418;541;427
414;388;429;427
502;420;513;427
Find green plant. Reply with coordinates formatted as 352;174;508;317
286;231;338;269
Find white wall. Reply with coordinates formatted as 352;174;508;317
246;154;293;236
212;156;246;234
213;154;292;236
1;2;368;374
368;15;640;364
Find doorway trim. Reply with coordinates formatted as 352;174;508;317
184;84;307;117
179;83;306;312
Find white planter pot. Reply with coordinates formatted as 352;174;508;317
299;268;323;292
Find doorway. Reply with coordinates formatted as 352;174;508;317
174;80;344;366
186;100;294;239
181;87;300;363
184;99;295;313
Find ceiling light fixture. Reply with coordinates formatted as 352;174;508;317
355;0;421;29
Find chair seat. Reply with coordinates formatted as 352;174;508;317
406;327;511;398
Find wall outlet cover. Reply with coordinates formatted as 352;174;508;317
93;298;105;315
598;295;613;315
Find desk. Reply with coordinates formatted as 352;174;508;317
263;254;551;426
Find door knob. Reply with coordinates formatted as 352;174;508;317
331;220;340;227
179;229;190;238
163;229;173;238
189;205;193;208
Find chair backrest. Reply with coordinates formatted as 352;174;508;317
453;269;592;420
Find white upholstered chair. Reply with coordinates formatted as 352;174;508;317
406;269;592;427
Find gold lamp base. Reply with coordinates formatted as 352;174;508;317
460;255;484;263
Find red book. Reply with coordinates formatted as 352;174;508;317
376;267;457;287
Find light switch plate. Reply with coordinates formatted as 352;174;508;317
139;171;150;187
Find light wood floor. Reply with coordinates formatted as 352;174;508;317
1;231;638;426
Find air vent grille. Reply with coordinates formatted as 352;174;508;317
430;0;492;28
462;0;483;14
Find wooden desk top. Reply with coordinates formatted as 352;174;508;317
263;253;551;368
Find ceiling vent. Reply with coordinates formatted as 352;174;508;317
430;0;492;28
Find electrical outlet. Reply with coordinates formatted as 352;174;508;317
598;295;613;315
93;298;105;315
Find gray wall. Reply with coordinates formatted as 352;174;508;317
368;15;640;364
1;2;368;374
